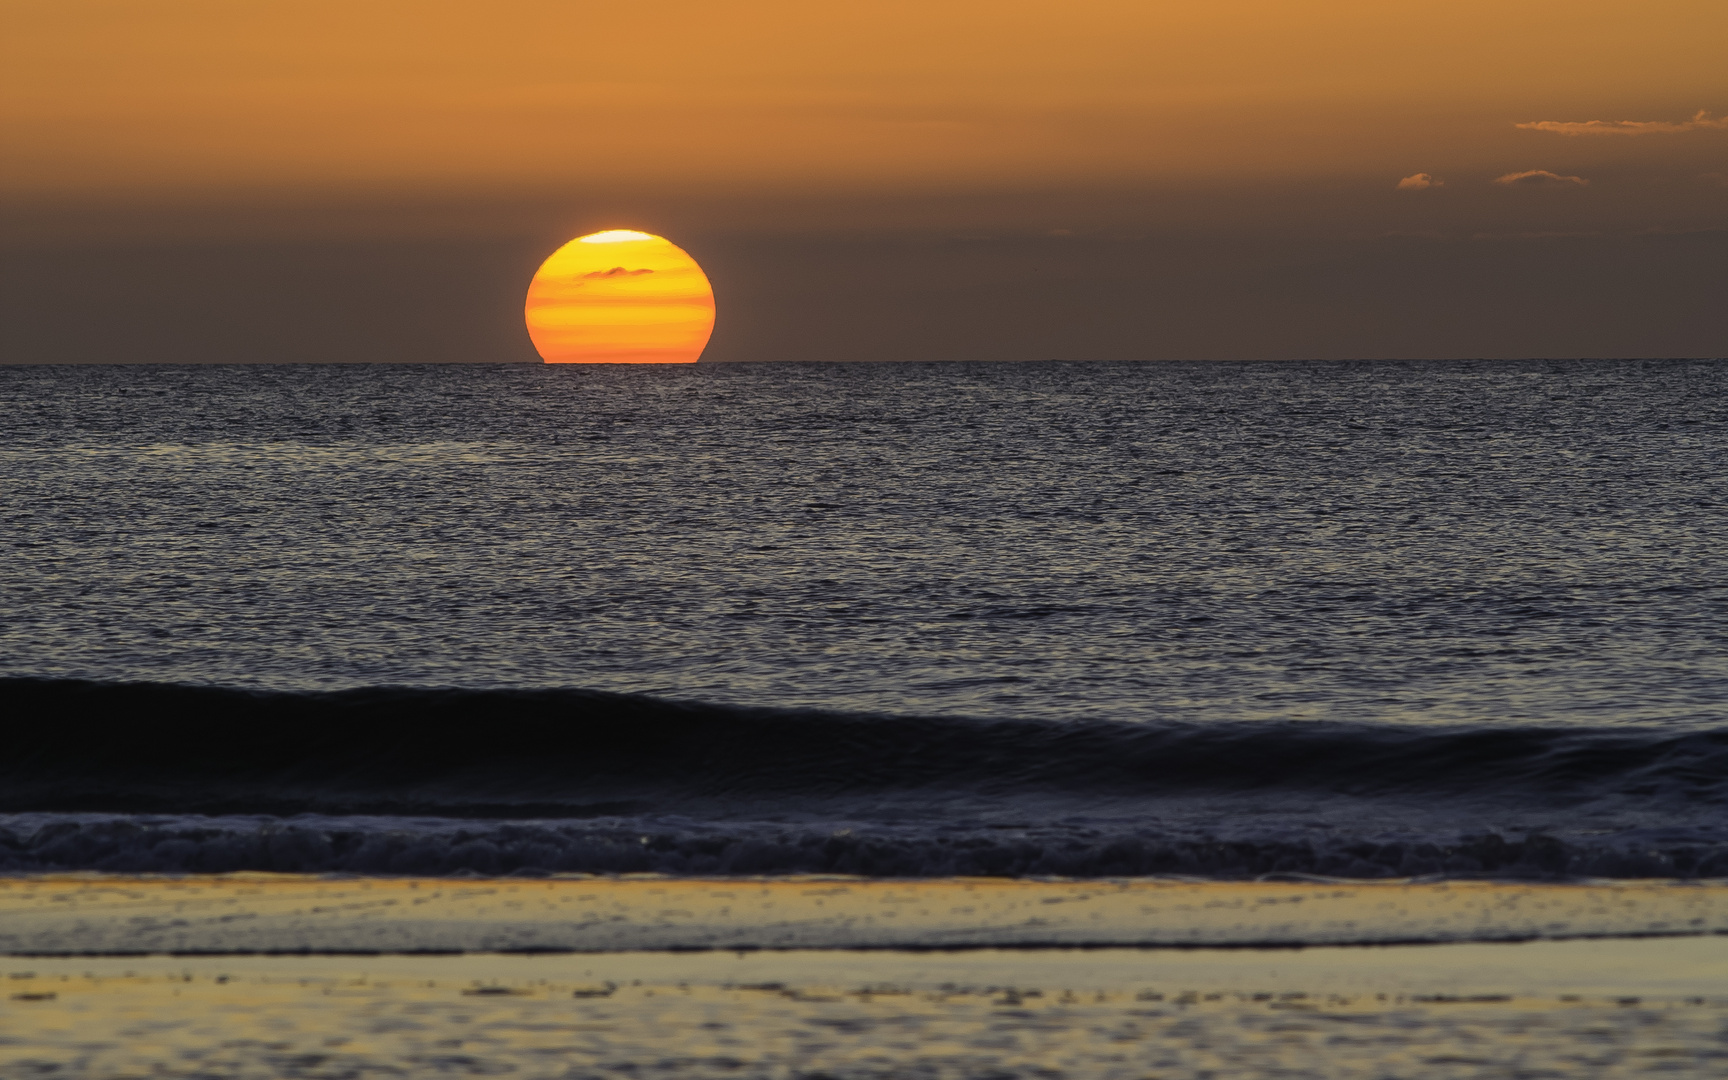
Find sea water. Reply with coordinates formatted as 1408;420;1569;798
0;360;1723;878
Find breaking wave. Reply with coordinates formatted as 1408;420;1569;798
3;678;1723;879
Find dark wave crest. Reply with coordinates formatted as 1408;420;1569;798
2;679;1723;879
5;678;1724;815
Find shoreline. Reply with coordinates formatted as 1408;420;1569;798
11;936;1728;996
3;875;1723;955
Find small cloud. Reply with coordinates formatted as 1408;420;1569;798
583;266;655;278
1046;228;1075;237
1515;109;1727;136
1494;170;1589;187
1635;224;1728;237
1396;173;1441;190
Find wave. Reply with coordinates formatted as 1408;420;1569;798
4;813;1724;880
5;678;1725;814
2;679;1724;879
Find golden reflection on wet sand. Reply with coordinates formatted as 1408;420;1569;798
2;876;1724;953
3;941;1726;1079
3;877;1725;1077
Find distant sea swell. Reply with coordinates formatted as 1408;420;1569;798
3;678;1724;880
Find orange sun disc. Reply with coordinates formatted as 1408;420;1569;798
524;230;715;364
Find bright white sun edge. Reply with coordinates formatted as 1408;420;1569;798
579;230;658;244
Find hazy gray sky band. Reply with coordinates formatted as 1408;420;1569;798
5;228;1723;364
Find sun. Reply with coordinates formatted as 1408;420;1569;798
524;231;715;364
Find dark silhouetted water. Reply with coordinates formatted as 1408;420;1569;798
1;360;1723;878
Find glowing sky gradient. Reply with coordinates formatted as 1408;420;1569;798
3;1;1723;362
7;1;1723;196
524;232;715;364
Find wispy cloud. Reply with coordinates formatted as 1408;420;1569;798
1515;110;1727;136
583;267;655;278
1494;170;1589;187
1471;230;1600;241
1396;173;1441;190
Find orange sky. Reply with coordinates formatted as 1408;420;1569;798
5;0;1724;202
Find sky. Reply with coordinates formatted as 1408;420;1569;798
3;0;1724;362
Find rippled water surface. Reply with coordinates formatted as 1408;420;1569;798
2;359;1724;726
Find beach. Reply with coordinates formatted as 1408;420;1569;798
14;952;1722;1079
3;876;1726;1075
2;879;1725;1078
2;875;1725;953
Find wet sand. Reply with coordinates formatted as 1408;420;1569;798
4;940;1726;1078
2;875;1724;953
3;876;1724;1077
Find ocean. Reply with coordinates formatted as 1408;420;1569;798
5;359;1727;1077
1;359;1724;880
